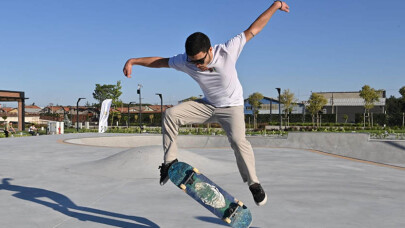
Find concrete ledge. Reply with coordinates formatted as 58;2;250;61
281;133;405;168
65;133;405;168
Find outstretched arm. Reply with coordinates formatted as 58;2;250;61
244;1;290;42
123;57;169;78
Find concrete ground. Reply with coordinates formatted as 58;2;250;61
0;133;404;228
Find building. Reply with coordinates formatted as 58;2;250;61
114;105;173;115
0;107;14;115
316;91;386;123
39;106;97;124
244;96;305;115
25;105;42;114
1;105;46;125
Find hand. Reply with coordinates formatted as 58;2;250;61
123;59;133;78
275;1;290;13
280;1;290;12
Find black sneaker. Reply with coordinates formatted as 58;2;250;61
158;159;178;185
249;183;267;206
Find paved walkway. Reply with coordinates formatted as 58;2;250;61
0;133;404;227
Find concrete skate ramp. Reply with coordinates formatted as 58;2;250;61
64;135;231;148
65;135;162;148
249;133;405;168
2;134;405;227
69;145;235;179
65;133;405;168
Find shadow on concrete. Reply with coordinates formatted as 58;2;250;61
384;141;405;152
195;216;228;226
195;216;260;227
0;178;159;228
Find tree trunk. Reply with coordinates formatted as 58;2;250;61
312;115;315;127
363;112;366;128
254;114;257;129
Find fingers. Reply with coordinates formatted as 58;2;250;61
282;2;290;12
123;69;132;78
123;63;132;78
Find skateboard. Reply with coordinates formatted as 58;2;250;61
168;161;252;228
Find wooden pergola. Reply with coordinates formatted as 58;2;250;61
0;90;26;131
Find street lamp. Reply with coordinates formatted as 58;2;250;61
127;102;136;128
156;93;163;125
137;84;143;131
67;105;72;128
276;88;282;130
76;98;86;132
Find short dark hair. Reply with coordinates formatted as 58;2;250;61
185;32;211;56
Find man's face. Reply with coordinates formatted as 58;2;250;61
187;47;212;71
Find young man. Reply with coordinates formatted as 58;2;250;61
123;1;290;206
29;124;37;136
4;122;16;138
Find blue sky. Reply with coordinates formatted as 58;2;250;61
1;0;404;107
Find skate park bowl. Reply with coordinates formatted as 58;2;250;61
1;132;405;227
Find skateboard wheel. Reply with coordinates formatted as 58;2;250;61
192;167;200;174
223;217;231;224
180;184;186;191
237;201;244;207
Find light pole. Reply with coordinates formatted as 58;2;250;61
156;93;163;125
127;102;136;128
76;98;86;132
276;88;282;130
67;105;72;127
137;84;143;132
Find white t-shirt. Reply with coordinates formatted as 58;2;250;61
169;32;246;107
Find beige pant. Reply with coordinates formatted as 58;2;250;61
162;100;259;185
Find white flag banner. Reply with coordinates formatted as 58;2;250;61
99;99;112;133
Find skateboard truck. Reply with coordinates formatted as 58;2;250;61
223;200;244;224
180;167;200;191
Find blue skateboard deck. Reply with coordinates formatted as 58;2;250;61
168;161;252;228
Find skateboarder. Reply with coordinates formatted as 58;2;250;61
123;1;290;206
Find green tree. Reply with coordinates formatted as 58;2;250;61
343;114;349;124
386;96;403;126
93;81;123;107
280;89;297;126
307;93;327;127
134;114;138;123
93;80;123;126
149;114;154;124
181;96;200;102
247;92;264;129
399;86;405;100
359;85;380;126
400;87;405;123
